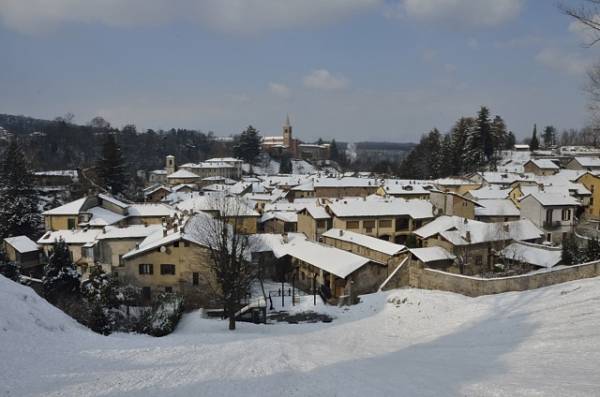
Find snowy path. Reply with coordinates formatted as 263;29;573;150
2;276;600;396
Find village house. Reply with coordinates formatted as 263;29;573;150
408;246;457;273
166;169;201;186
523;159;560;176
281;236;385;301
37;228;104;276
376;180;431;200
313;177;381;198
518;192;580;245
433;177;481;195
321;228;407;270
3;236;42;276
42;194;178;231
143;185;171;203
465;186;511;200
565;156;600;171
575;172;600;220
414;216;543;274
474;199;521;223
120;217;219;307
429;189;482;219
324;196;434;244
297;201;332;241
260;211;298;234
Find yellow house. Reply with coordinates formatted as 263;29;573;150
576;172;600;219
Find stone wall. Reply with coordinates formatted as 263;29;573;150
408;261;600;297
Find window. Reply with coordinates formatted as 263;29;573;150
395;217;410;231
562;209;571;221
546;233;552;242
346;220;359;229
67;218;76;229
545;209;553;224
174;241;179;248
184;241;190;247
118;254;124;266
379;219;392;228
192;272;199;286
165;287;173;293
139;264;153;275
475;256;483;266
317;219;327;229
160;264;176;275
364;220;375;232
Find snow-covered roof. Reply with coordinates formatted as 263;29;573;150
322;229;406;256
327;197;433;219
467;186;510;200
415;216;542;245
527;159;559;170
143;185;171;196
249;233;304;258
42;197;87;215
37;229;104;245
98;194;129;209
97;224;163;240
281;237;372;278
84;206;126;226
475;199;520;217
572;156;600;168
298;202;330;219
381;181;431;195
4;236;39;253
33;170;78;178
313;177;380;188
260;211;298;223
205;157;242;163
435;177;477;186
167;169;200;179
176;195;259;217
520;192;580;207
498;241;562;268
409;247;456;263
127;203;178;218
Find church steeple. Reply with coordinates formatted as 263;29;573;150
285;114;290;128
283;114;292;147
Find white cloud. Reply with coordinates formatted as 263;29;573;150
535;48;591;76
390;0;522;28
0;0;380;34
303;69;349;91
467;37;479;49
268;82;291;99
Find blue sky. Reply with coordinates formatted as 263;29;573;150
0;0;597;142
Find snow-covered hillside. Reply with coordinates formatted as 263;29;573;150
2;275;600;396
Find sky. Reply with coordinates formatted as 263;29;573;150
0;0;598;142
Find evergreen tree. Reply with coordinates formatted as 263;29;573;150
279;153;293;174
330;139;339;162
530;124;540;151
542;125;557;148
476;107;493;161
88;301;111;335
562;233;580;266
586;237;600;262
0;139;41;241
0;249;20;282
463;122;485;173
505;131;516;149
449;117;473;175
424;128;442;178
490;115;508;170
439;134;454;177
42;239;80;304
96;133;128;195
233;125;262;164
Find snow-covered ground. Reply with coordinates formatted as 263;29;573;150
2;274;600;396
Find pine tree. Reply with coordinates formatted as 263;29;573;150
476;107;493;161
505;131;516;149
463;122;485;173
490;115;507;170
0;140;41;241
42;239;80;304
542;125;556;148
449;117;473;175
586;237;600;262
96;134;128;195
530;124;540;151
330;139;339;162
233;125;262;164
439;134;454;177
279;153;292;174
0;249;20;282
88;301;111;335
424;128;442;178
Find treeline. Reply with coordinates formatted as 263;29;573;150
398;106;515;179
0;114;231;172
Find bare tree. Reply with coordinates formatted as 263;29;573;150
186;195;258;330
561;1;600;47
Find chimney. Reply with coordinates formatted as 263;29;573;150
339;229;344;236
173;224;179;233
282;233;289;244
163;227;168;237
465;231;471;242
503;224;509;233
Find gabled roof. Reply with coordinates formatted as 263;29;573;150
42;197;87;215
37;229;104;245
475;199;520;217
520;192;580;207
526;159;559;170
4;236;39;253
409;247;456;263
498;241;562;268
167;169;200;179
327;197;434;219
322;228;406;256
98;193;129;209
260;211;298;223
281;237;371;278
572;156;600;168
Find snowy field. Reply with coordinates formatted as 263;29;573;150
2;275;600;396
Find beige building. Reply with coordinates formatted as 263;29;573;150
429;189;482;219
523;159;559;176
